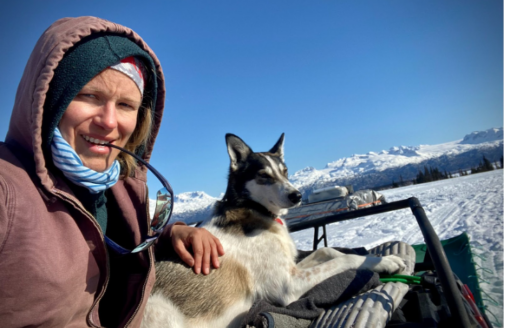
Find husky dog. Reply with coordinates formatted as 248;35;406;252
141;134;406;328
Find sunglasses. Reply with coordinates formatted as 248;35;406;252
104;143;174;254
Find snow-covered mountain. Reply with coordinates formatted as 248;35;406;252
291;127;503;197
150;191;219;224
461;128;503;144
161;128;503;222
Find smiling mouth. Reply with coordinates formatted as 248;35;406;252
81;135;113;145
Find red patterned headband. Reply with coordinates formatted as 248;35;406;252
109;57;146;96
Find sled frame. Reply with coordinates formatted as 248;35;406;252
287;197;474;328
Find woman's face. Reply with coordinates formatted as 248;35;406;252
59;69;142;172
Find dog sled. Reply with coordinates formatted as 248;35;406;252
260;196;495;328
285;188;386;249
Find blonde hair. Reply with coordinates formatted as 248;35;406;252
117;105;153;178
117;62;156;178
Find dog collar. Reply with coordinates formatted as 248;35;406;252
275;218;283;225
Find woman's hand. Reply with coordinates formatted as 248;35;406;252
170;224;225;275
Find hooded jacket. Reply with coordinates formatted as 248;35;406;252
0;17;166;327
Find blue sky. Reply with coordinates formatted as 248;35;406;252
0;1;502;198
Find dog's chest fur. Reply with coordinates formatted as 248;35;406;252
152;208;299;320
206;208;298;303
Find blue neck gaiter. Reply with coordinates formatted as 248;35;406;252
51;127;120;194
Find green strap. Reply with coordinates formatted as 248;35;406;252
379;274;422;285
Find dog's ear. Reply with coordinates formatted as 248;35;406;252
269;133;285;161
226;134;252;171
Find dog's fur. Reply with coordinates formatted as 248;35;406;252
141;134;406;328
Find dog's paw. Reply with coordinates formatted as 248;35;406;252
373;255;407;274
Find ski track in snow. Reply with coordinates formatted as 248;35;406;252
290;170;504;327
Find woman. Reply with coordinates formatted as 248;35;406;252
0;16;223;327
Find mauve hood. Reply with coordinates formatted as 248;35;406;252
5;16;166;192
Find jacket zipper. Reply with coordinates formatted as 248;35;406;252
52;188;111;328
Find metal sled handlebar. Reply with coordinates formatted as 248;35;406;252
287;197;474;328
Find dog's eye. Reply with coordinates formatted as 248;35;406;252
258;172;271;179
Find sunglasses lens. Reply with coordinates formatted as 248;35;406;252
151;187;173;232
131;235;158;253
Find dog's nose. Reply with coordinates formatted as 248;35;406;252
288;191;302;204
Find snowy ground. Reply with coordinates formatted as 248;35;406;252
290;169;504;327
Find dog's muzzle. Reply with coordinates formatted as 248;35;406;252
288;190;302;205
